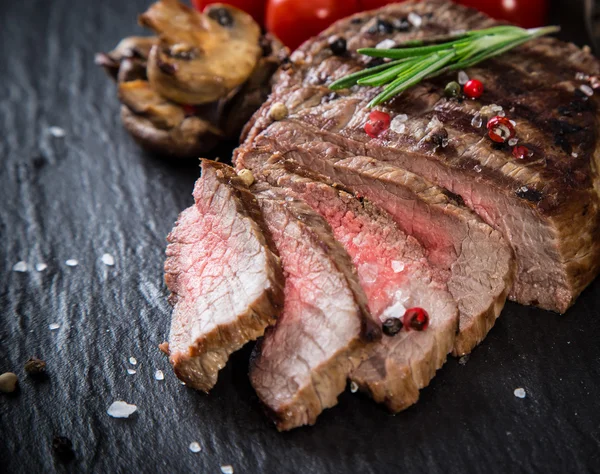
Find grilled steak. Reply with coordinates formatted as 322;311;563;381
249;184;380;430
237;129;514;356
240;0;600;313
163;160;284;391
252;161;459;411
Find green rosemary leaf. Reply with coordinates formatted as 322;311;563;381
357;39;468;59
369;51;456;107
357;58;420;86
330;25;560;107
329;58;410;90
443;26;560;73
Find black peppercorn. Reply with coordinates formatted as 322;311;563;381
24;357;46;376
382;318;403;336
393;18;411;32
368;18;395;35
329;37;347;56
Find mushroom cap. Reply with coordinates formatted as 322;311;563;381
140;0;261;105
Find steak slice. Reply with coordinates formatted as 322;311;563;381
253;161;459;412
241;0;600;313
236;127;514;356
249;184;380;431
163;160;284;392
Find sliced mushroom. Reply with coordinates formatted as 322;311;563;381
222;33;288;137
121;105;223;158
95;36;157;82
139;0;261;104
118;80;186;129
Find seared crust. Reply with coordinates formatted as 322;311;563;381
164;160;284;392
238;0;600;313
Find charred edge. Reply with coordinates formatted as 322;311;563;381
515;186;543;203
441;189;466;207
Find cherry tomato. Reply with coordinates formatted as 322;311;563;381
266;0;360;50
191;0;266;26
457;0;548;29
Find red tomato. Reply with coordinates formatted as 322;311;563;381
266;0;361;50
457;0;548;29
191;0;266;26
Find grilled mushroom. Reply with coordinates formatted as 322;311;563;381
140;0;262;105
95;0;288;158
95;36;157;82
117;80;222;157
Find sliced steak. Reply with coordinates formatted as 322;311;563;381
237;127;514;356
249;184;380;431
253;161;459;412
241;0;600;313
163;160;284;392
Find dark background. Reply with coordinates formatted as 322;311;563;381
1;1;599;473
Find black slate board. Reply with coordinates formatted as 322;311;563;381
1;1;600;472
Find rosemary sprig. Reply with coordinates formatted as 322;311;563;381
329;25;560;108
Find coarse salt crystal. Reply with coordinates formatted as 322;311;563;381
376;39;396;50
458;70;469;85
508;138;519;146
12;261;28;272
107;401;138;418
49;323;60;330
350;381;359;393
572;152;578;157
360;263;378;284
49;126;66;138
575;72;589;81
390;120;406;134
407;12;422;28
391;261;405;273
514;388;526;399
35;263;47;272
221;466;234;474
474;165;482;173
65;259;78;267
127;369;136;375
471;114;482;128
491;104;503;112
458;355;470;365
154;370;164;381
189;442;201;453
101;253;115;266
579;84;594;97
129;357;137;365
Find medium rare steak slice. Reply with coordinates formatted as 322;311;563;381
249;184;380;431
241;0;600;313
163;160;284;392
236;129;513;356
253;161;459;412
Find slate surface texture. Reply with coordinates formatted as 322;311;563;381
1;0;599;473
